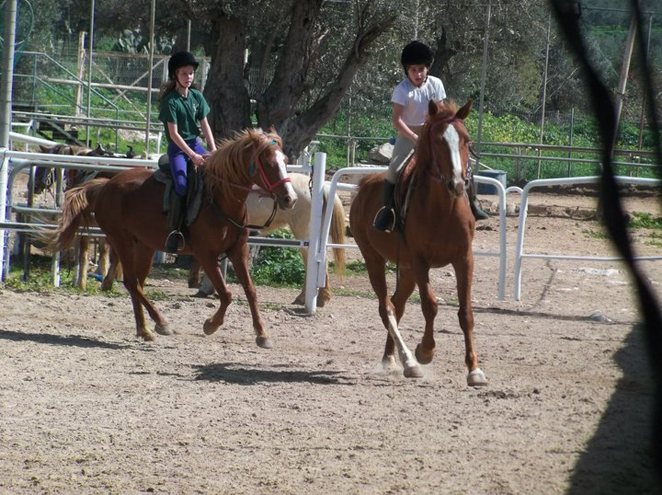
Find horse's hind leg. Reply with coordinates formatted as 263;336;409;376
115;241;168;341
100;248;119;291
76;236;89;290
133;248;173;336
198;254;234;336
453;256;487;387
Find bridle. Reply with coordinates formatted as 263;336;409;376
209;136;289;231
248;138;292;193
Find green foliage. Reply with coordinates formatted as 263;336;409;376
249;230;306;287
4;254;122;296
647;232;662;248
629;212;662;230
582;228;608;240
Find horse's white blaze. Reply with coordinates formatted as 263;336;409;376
443;124;463;186
276;149;297;197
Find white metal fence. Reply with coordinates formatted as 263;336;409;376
1;139;660;308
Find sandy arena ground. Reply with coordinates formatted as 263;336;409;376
1;186;661;494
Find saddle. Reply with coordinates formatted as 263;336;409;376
392;152;418;233
154;155;205;227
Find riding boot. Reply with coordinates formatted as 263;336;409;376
373;180;396;233
165;194;187;253
468;176;489;220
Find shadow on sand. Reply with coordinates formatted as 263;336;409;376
568;323;660;494
0;328;131;350
193;362;356;386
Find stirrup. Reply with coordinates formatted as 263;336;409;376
165;230;186;253
373;207;395;233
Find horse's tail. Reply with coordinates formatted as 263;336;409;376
41;178;108;252
326;187;346;278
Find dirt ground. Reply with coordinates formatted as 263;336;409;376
1;186;661;494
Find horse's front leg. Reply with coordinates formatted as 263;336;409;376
389;267;420;377
364;254;421;378
226;243;271;349
413;262;437;365
454;255;487;387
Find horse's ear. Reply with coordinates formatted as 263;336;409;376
457;99;473;120
428;100;438;117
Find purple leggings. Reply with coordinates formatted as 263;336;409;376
167;138;207;197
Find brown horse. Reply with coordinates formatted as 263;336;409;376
46;128;297;344
349;100;487;385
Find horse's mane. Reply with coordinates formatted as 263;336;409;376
204;128;282;199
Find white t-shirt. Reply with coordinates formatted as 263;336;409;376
390;75;446;127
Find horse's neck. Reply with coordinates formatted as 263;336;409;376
211;178;252;220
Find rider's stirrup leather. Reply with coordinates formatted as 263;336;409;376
165;230;185;253
373;207;395;233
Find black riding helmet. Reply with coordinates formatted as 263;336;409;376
401;41;434;72
168;51;199;80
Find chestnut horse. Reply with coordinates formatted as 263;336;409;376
349;100;487;385
46;129;297;345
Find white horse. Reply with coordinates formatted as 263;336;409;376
191;172;346;307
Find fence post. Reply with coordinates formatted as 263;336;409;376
304;152;327;314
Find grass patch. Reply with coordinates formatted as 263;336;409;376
646;231;662;248
629;212;662;230
4;254;123;296
582;228;608;240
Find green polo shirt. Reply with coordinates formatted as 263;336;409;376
159;88;210;143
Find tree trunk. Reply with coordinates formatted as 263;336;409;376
204;15;251;140
257;0;324;129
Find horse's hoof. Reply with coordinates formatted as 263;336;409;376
139;330;156;342
292;295;305;306
203;319;218;335
256;336;273;349
155;323;174;336
403;364;424;379
467;368;488;387
415;343;434;365
193;290;213;298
